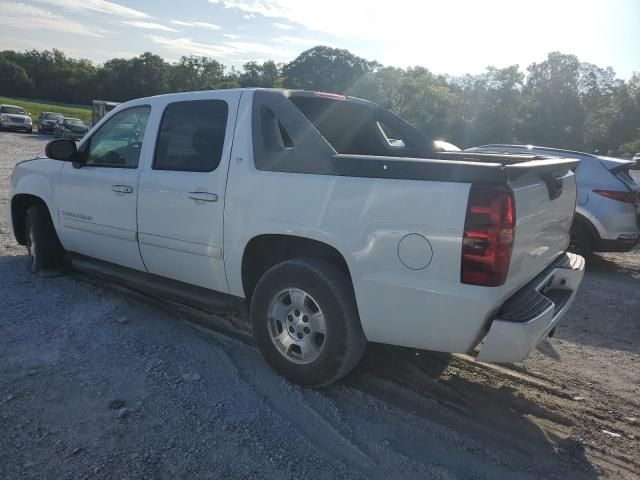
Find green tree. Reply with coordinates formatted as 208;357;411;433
283;46;379;93
0;56;35;97
519;52;584;148
169;55;226;92
239;60;282;88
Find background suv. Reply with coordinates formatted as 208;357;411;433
466;145;640;255
37;111;64;134
0;104;33;133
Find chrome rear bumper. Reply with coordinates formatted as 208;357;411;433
477;252;585;363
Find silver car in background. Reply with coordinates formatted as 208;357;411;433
466;145;640;255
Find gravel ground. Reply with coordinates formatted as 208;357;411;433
1;131;639;479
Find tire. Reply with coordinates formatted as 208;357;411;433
250;258;367;387
26;128;32;134
24;204;66;273
569;222;593;257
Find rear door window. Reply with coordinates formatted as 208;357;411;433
154;100;229;172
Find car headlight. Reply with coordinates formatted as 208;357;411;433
0;114;6;121
26;118;32;124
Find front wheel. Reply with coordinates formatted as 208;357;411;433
250;258;367;387
25;204;66;273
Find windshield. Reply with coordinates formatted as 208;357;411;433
64;118;84;127
1;106;26;115
44;112;63;120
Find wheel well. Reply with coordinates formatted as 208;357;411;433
572;213;600;242
241;234;351;302
11;194;48;245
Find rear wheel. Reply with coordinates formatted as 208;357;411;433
569;223;593;257
25;204;66;273
250;258;367;387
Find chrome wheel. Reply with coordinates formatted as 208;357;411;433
267;288;327;365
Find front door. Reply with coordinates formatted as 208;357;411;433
137;92;241;292
55;105;151;270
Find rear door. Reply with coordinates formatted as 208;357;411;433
137;91;240;292
55;104;151;270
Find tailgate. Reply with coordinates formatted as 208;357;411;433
503;160;578;293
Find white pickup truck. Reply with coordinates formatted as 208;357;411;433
7;89;585;386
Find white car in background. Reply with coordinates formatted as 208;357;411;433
0;104;33;133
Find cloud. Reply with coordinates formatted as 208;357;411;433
272;22;294;30
146;34;294;60
170;20;221;31
34;0;148;19
146;35;238;58
121;21;178;32
0;1;103;37
274;35;328;47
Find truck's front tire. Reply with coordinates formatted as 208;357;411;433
25;204;66;273
250;258;367;387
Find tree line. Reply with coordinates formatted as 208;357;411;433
1;46;639;155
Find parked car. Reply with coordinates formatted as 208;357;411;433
37;111;64;134
53;117;89;140
7;89;585;387
0;104;33;133
466;145;640;255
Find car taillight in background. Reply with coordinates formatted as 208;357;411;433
461;184;515;286
593;189;638;205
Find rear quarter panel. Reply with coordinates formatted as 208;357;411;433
224;92;502;353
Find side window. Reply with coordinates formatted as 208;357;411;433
84;105;151;168
154;100;228;172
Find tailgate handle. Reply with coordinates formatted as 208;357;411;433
542;174;564;200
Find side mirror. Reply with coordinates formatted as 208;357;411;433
45;139;79;162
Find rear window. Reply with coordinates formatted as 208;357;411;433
289;96;413;156
154;100;228;172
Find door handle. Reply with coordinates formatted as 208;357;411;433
188;192;218;203
112;185;133;194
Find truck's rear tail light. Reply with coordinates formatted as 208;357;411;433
461;184;515;286
593;189;637;205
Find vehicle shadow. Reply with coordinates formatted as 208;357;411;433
551;252;640;354
342;343;599;479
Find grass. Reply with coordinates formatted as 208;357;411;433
0;96;92;124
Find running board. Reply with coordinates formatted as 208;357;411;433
70;255;247;315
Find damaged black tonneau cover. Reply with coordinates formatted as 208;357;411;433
252;89;579;184
331;153;579;184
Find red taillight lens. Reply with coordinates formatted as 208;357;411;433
461;184;515;286
593;189;636;204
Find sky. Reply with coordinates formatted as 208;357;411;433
0;0;639;78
